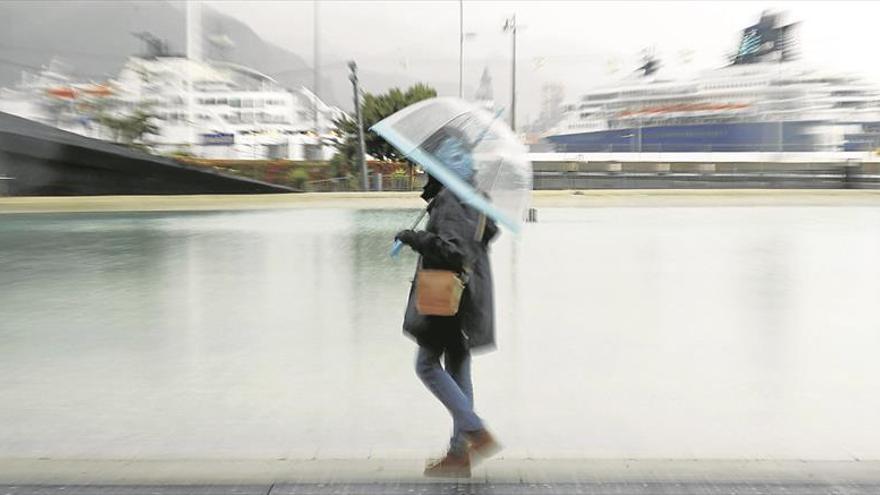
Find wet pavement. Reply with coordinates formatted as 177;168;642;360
2;482;879;495
2;197;880;491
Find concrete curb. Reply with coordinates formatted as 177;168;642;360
2;190;880;214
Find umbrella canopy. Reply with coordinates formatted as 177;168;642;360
371;97;532;232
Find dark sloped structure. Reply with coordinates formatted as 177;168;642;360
0;112;293;196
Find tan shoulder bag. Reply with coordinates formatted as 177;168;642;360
415;213;487;316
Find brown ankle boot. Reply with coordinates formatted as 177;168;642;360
466;429;501;460
423;452;471;478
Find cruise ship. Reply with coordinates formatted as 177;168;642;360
544;12;880;153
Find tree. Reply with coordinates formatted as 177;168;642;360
332;83;437;172
98;109;159;145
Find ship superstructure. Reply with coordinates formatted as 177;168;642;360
545;12;880;152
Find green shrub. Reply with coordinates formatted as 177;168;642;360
169;149;196;159
287;168;310;190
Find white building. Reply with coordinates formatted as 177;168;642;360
0;56;345;161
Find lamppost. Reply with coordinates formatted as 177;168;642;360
458;1;477;100
622;132;635;153
459;0;463;98
313;0;320;140
502;14;517;131
623;124;642;153
348;61;368;191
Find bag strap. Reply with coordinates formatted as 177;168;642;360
411;200;433;277
459;213;486;284
474;213;487;242
413;206;486;285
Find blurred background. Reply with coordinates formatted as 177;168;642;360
2;1;880;194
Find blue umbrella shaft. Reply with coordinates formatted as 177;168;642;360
390;239;404;258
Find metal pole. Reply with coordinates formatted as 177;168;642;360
778;120;783;152
512;18;516;131
503;15;517;131
459;0;463;98
777;62;783;152
638;117;642;153
349;61;368;191
313;0;320;138
186;1;202;148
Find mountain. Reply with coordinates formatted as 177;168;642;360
0;0;464;112
0;1;333;103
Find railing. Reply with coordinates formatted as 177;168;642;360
371;174;420;192
302;167;880;192
0;176;13;196
532;165;880;190
301;176;358;192
547;143;876;153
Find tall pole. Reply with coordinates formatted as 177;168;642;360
777;61;783;152
636;114;642;153
512;18;516;132
458;0;463;98
349;61;368;191
313;0;320;138
503;15;517;131
186;1;202;147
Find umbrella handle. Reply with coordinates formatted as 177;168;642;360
391;207;429;259
390;239;404;258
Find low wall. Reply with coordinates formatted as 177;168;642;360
532;160;880;189
0;112;291;196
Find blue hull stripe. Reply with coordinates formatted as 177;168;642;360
545;121;843;152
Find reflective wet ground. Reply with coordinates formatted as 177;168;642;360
1;205;880;460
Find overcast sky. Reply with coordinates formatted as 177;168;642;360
205;1;880;123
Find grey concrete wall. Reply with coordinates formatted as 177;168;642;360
0;112;292;196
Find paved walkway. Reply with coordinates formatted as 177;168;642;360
2;460;879;494
3;481;880;495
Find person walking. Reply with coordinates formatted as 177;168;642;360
394;132;501;478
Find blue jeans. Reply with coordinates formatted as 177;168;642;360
415;341;483;456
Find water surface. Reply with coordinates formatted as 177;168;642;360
1;205;879;459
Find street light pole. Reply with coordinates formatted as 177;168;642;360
503;14;517;131
459;0;463;98
777;61;783;152
348;61;368;191
638;116;642;153
313;0;320;139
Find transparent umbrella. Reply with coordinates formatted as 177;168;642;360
372;97;532;248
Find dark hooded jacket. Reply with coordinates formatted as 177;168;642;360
402;183;499;351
